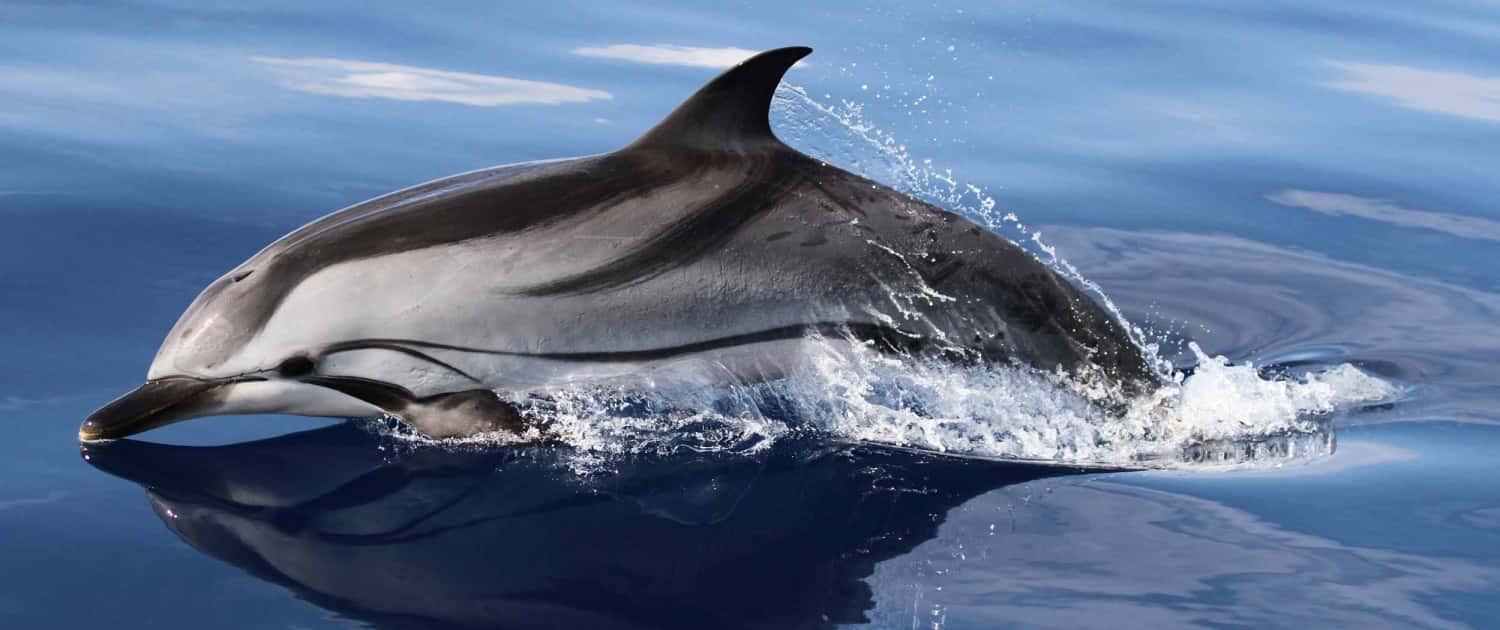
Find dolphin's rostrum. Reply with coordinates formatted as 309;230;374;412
80;46;1159;441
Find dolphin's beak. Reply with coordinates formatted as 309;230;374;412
79;377;230;441
79;376;388;441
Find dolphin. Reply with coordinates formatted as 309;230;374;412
80;46;1158;441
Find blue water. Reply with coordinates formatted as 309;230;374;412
4;1;1500;628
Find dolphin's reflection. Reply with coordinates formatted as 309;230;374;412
82;424;1094;629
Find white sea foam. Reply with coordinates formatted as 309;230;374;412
370;334;1395;469
372;85;1400;469
451;336;1394;469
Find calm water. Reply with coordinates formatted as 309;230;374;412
4;1;1500;628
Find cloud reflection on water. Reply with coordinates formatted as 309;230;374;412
1326;61;1500;123
574;44;771;68
251;56;612;106
1267;189;1500;243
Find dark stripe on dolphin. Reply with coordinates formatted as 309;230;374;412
327;321;950;365
320;341;484;384
512;151;801;296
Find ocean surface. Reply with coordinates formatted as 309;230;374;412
4;1;1499;628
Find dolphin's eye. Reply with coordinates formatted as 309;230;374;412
277;355;316;377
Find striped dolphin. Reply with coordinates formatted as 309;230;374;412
79;46;1158;441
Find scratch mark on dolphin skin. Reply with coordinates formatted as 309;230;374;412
865;240;958;303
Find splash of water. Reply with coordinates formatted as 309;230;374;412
371;85;1399;470
768;85;1396;465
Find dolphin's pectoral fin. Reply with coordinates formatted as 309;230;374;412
401;390;531;439
627;46;810;152
301;376;532;440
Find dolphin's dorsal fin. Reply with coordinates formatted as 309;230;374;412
626;46;811;152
